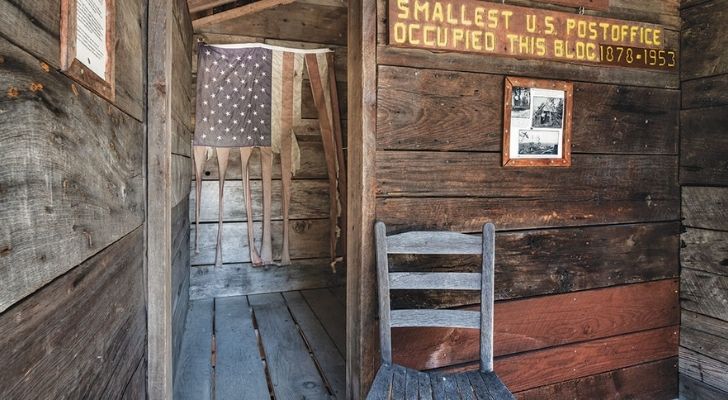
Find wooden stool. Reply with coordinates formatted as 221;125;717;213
367;222;514;400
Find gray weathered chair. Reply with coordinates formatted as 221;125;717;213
367;221;514;400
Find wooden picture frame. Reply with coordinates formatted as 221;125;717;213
503;77;573;167
60;0;116;102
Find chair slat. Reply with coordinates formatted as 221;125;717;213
389;272;482;290
390;310;480;329
386;231;482;254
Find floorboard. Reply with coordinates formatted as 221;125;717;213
174;299;214;400
301;288;347;356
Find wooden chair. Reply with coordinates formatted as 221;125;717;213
367;221;514;400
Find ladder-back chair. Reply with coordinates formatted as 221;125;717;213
367;221;514;400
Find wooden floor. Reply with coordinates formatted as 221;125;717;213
174;287;346;400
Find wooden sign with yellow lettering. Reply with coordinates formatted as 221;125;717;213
389;0;678;70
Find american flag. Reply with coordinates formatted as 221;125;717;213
194;44;273;147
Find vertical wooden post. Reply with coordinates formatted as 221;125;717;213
347;0;378;397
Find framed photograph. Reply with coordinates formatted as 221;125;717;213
60;0;116;102
503;77;573;167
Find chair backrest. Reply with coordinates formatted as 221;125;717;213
374;221;496;373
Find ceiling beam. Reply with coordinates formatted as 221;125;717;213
192;0;297;29
187;0;237;14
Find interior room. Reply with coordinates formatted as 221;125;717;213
1;0;727;399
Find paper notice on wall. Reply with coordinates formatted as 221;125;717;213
75;0;107;79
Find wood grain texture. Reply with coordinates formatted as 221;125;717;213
680;106;728;186
377;66;678;153
191;219;330;265
681;268;728;322
174;299;214;400
376;152;679;231
0;0;145;120
682;73;728;109
190;259;344;299
390;310;481;329
682;186;728;231
680;0;728;80
679;347;728;393
0;36;144;313
680;374;728;400
386;231;482;255
681;228;728;277
121;358;147;400
0;228;145;399
302;288;348;357
392;279;679;370
516;357;678;400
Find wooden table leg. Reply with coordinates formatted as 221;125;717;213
240;147;262;266
260;147;273;264
193;146;208;254
215;147;230;267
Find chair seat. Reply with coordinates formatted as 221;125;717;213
366;363;514;400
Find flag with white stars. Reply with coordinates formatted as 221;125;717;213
194;44;273;147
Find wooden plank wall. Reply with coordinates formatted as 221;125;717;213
349;0;684;398
0;0;147;398
189;5;347;299
678;0;728;397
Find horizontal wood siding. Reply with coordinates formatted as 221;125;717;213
0;1;147;396
189;15;346;297
679;1;728;397
366;0;682;397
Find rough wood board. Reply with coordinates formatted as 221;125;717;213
0;37;144;313
679;346;728;393
682;186;728;231
681;228;728;277
376;153;678;231
191;179;329;222
0;228;145;399
284;291;347;398
172;195;191;369
214;296;271;400
390;222;679;307
121;358;147;400
680;106;728;186
173;299;214;400
190;259;344;299
680;373;728;400
377;66;678;154
249;293;330;399
390;309;481;329
681;326;728;365
680;0;728;80
0;0;145;120
682;310;728;341
516;357;678;400
190;219;330;265
681;268;728;322
392;279;679;370
682;73;728;109
302;288;348;357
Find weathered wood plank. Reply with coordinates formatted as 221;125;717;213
389;272;481;290
172;155;192;208
391;310;481;329
681;326;728;365
366;364;394;400
681;268;728;322
683;187;728;231
191;180;329;222
0;228;145;399
682;310;728;341
377;66;678;154
392;279;679;370
283;291;346;398
517;357;678;400
680;107;728;186
121;357;147;400
173;299;214;400
191;259;343;299
682;74;728;109
680;373;728;400
301;288;347;357
386;231;482;255
679;347;728;393
404;368;419;400
681;228;728;277
0;37;144;313
377;153;679;231
495;325;678;392
172;196;191;370
249;293;329;399
681;0;728;80
191;219;330;265
214;296;271;400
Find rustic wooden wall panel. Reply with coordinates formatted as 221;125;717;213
190;15;347;297
678;1;728;396
0;37;144;313
0;228;145;399
348;0;685;397
0;0;146;120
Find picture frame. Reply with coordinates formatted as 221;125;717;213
503;77;573;167
60;0;116;102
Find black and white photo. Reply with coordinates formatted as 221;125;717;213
518;129;560;155
511;87;531;118
532;97;564;129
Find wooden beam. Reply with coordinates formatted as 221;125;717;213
192;0;296;29
188;0;235;14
